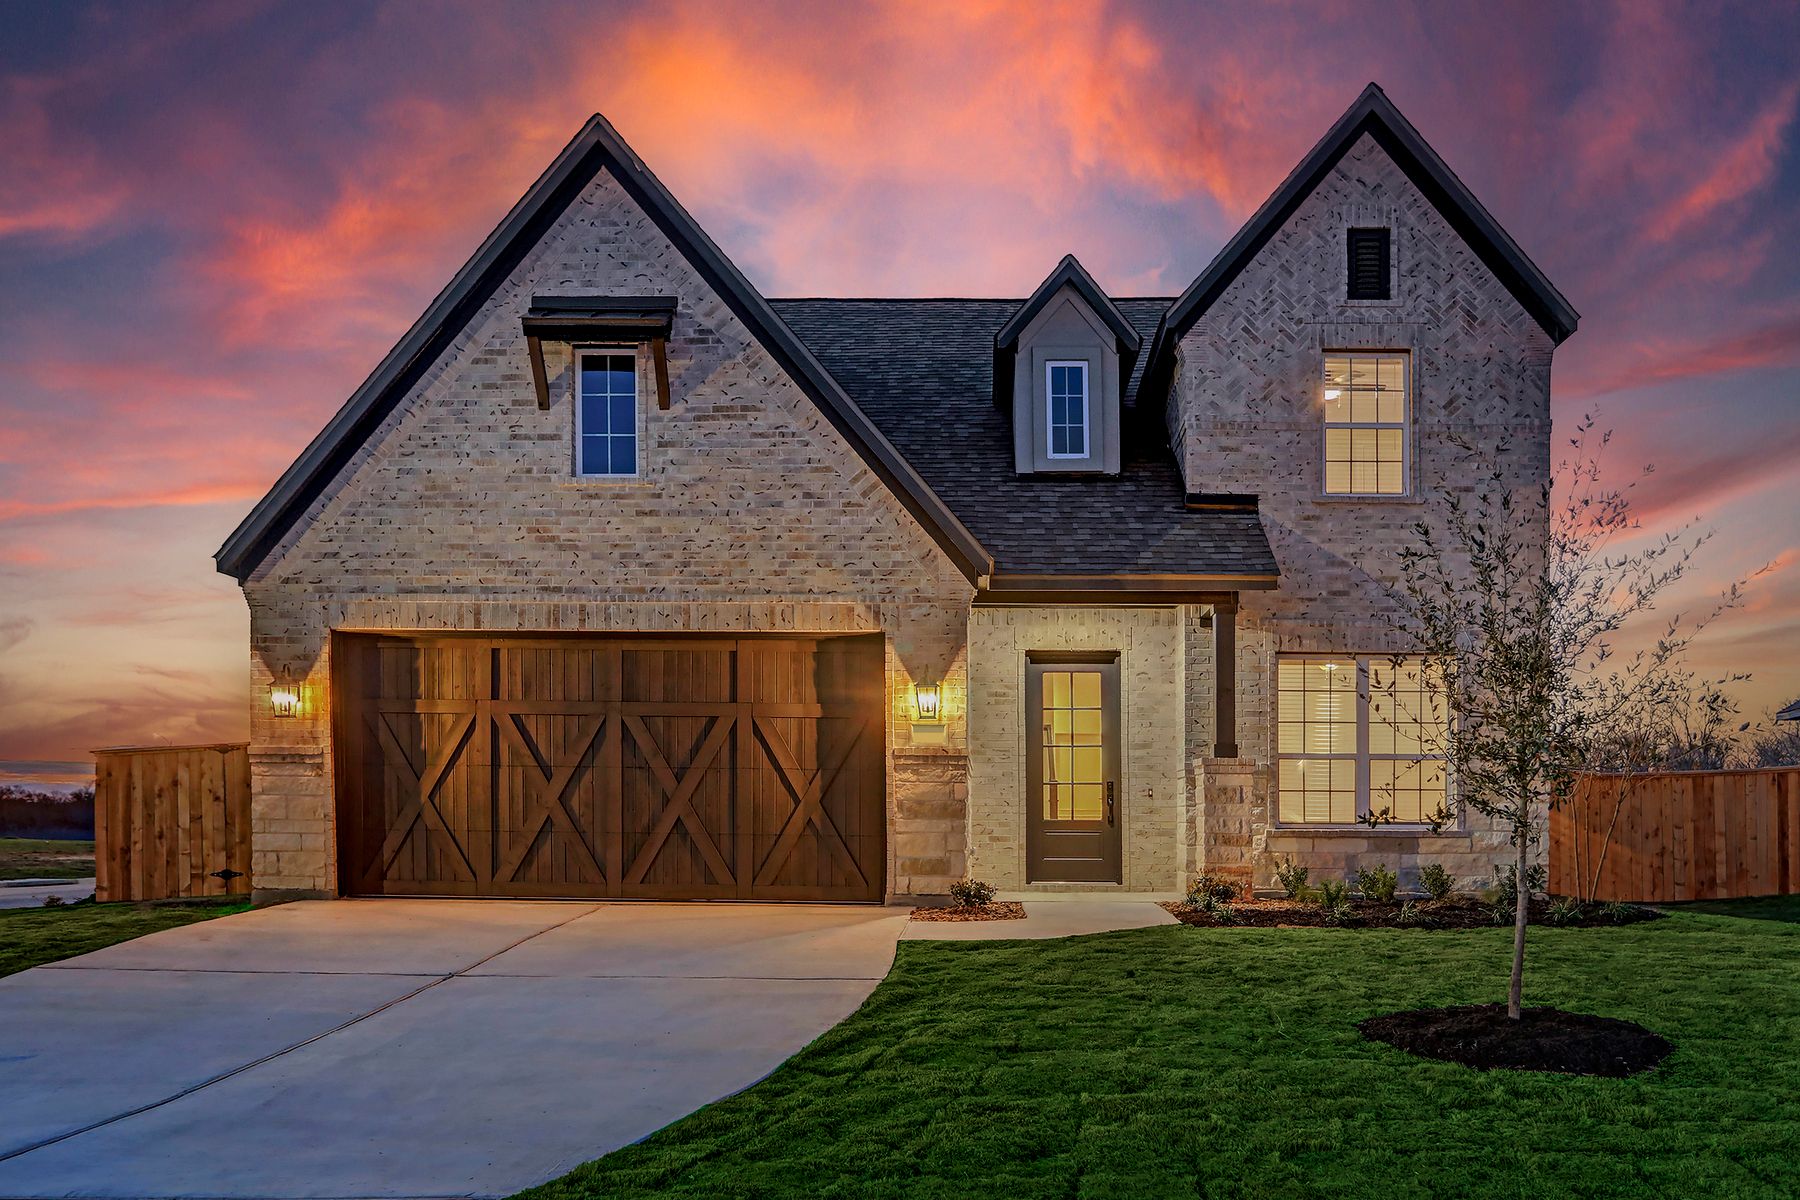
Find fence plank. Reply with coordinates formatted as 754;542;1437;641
1552;769;1800;902
92;744;250;902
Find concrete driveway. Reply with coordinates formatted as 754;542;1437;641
0;899;907;1200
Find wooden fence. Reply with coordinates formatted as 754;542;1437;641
93;743;251;902
1550;768;1800;902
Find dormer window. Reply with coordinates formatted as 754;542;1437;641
996;255;1138;476
1047;361;1090;458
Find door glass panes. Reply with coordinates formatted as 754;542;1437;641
1041;669;1104;820
579;352;638;476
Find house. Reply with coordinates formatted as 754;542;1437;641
216;83;1577;903
1778;699;1800;723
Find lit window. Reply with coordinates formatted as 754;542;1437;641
1277;654;1446;824
1046;361;1089;458
1323;352;1408;496
577;350;638;477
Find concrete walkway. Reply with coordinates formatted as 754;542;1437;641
0;876;95;909
901;897;1179;941
0;899;907;1200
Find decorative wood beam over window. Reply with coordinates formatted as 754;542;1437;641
523;295;676;411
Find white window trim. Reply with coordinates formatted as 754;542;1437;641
1275;653;1451;829
1045;359;1090;460
1321;350;1411;498
573;345;641;479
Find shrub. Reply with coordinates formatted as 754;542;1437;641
1354;862;1399;904
1489;863;1549;910
948;877;997;908
1323;895;1362;927
1318;878;1350;908
1547;896;1586;927
1201;898;1240;926
1393;899;1441;929
1274;858;1310;899
1416;862;1454;901
41;894;66;908
1600;900;1637;925
1187;872;1239;905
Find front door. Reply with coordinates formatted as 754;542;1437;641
1026;656;1121;883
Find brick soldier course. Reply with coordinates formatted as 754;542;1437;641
218;83;1577;902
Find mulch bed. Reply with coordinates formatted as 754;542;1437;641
910;901;1027;922
1359;1003;1673;1076
1159;896;1663;930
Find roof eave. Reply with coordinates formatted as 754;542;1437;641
977;571;1280;606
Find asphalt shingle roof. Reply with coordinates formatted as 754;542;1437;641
770;298;1279;579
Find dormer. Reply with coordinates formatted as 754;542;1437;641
995;255;1140;475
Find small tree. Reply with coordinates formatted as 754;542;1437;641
1392;417;1736;1019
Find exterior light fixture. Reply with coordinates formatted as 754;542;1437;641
911;683;942;723
270;683;302;718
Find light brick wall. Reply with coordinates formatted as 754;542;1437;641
966;606;1185;892
1174;132;1555;893
241;165;974;900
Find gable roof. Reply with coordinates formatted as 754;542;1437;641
1778;699;1800;723
214;114;992;584
994;254;1142;352
773;297;1277;590
1144;82;1579;396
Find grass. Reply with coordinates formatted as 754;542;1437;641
522;896;1800;1200
0;837;95;880
0;899;251;978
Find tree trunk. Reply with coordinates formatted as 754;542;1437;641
1508;832;1530;1020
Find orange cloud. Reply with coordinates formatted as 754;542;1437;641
0;480;267;523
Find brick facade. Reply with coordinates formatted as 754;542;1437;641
1173;132;1553;893
243;165;973;900
234;123;1556;904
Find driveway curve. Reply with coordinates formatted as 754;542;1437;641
0;899;905;1200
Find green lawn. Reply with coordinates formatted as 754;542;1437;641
523;898;1800;1200
0;899;250;978
0;837;95;880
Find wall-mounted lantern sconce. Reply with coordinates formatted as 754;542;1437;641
270;683;302;719
911;683;942;723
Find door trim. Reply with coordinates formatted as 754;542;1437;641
1024;652;1122;884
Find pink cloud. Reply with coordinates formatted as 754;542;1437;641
1645;83;1800;242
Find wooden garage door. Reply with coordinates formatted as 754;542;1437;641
332;634;885;901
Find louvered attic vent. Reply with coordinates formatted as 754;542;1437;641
1347;228;1391;300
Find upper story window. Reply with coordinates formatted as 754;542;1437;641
1323;351;1409;496
1346;227;1391;300
576;349;639;477
1277;654;1447;825
1046;361;1090;458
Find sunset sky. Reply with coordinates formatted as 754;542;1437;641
1;0;1797;765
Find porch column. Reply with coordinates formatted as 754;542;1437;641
1211;599;1238;758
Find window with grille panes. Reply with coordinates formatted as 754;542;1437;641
1322;352;1409;496
1278;654;1447;825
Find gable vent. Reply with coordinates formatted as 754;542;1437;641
1347;228;1391;300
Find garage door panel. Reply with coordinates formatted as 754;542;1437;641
334;635;884;901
